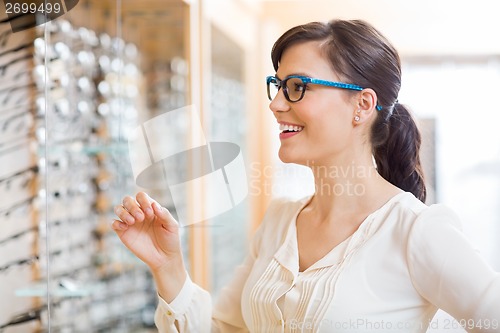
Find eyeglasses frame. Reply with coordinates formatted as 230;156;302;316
266;75;382;111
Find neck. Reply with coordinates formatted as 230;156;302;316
305;156;399;222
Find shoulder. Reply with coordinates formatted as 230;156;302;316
372;192;463;251
260;195;311;229
263;195;310;217
386;192;462;231
387;193;464;255
251;195;311;248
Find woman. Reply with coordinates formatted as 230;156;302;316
112;20;500;332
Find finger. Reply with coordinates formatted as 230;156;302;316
122;195;144;222
136;192;153;218
111;219;129;232
152;202;179;228
114;204;135;225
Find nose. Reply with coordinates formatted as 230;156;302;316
269;89;291;115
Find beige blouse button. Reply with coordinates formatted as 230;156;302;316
166;310;173;316
279;319;284;325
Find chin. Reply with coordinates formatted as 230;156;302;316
278;149;307;165
278;149;294;164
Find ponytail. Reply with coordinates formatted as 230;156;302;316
372;104;427;203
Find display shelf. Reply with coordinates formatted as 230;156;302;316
15;282;100;298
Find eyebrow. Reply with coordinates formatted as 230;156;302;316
275;72;313;81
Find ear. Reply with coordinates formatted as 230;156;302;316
352;88;378;125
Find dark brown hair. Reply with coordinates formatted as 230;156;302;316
271;19;426;202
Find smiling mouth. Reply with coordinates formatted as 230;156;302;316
279;123;304;133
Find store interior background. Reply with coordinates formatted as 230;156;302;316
0;0;499;332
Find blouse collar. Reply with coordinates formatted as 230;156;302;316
273;192;410;277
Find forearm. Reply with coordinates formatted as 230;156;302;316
151;256;188;303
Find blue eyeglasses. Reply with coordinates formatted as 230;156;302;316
266;75;382;111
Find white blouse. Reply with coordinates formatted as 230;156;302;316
154;192;500;332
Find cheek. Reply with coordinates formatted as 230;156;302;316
304;107;352;141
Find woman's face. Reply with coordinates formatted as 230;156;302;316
270;40;360;167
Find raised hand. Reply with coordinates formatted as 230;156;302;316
112;192;184;272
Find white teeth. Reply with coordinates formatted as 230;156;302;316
279;124;304;132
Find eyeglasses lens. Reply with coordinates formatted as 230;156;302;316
267;78;279;101
285;77;305;102
267;77;305;102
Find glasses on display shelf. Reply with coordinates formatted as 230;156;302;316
33;61;66;88
0;166;37;211
0;110;34;144
33;60;95;93
39;150;99;177
40;179;96;205
0;196;34;224
0;254;39;274
0;23;34;53
0;54;33;82
0;226;37;247
35;116;94;144
0;41;33;61
0;83;36;109
46;242;95;276
0;164;37;183
0;306;42;330
0;299;69;332
0;69;32;92
0;140;35;182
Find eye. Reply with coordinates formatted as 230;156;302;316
286;77;306;93
292;82;305;92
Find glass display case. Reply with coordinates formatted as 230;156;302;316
0;0;261;331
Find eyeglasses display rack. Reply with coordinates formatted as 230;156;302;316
0;1;194;330
0;0;265;331
0;15;157;333
0;13;44;333
0;0;197;330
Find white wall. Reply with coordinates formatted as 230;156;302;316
259;0;500;56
